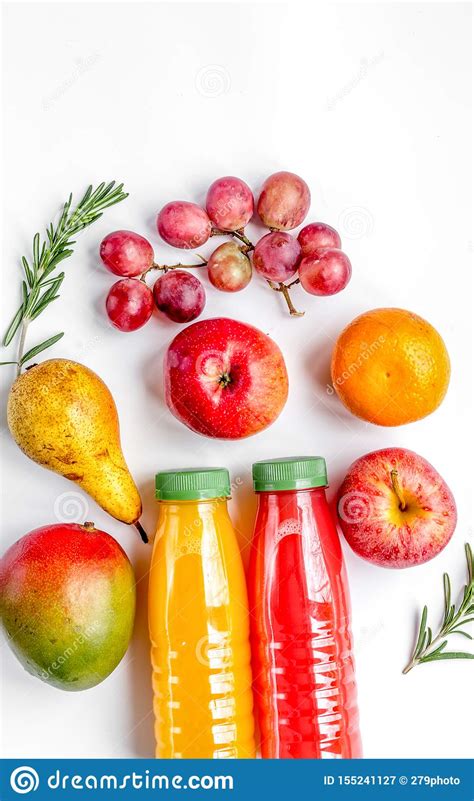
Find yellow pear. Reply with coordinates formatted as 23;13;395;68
7;359;143;533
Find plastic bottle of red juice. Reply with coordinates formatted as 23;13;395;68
248;457;362;759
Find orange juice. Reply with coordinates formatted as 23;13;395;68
149;468;255;759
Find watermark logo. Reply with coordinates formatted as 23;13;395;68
327;335;386;395
54;491;89;523
338;491;373;523
43;53;101;111
326;51;384;111
194;348;226;379
10;766;40;794
338;205;374;239
195;65;231;98
40;621;99;682
195;634;212;667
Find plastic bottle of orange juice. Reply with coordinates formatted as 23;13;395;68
149;468;255;759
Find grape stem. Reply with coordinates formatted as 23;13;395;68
233;229;255;252
211;227;305;316
140;256;207;281
211;227;254;253
146;227;304;316
267;280;305;317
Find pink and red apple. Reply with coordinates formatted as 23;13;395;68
337;448;457;568
164;317;289;439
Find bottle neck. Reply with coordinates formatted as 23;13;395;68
157;497;230;528
256;486;328;504
254;487;330;534
155;497;232;543
158;497;229;511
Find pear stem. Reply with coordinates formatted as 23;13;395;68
134;521;149;544
390;470;407;511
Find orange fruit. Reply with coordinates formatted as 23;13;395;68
330;308;450;426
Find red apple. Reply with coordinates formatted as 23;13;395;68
164;317;289;439
336;448;457;568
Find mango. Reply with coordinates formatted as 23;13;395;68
0;523;135;690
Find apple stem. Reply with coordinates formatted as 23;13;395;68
218;372;232;388
390;470;407;511
209;227;307;316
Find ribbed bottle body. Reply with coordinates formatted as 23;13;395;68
149;499;255;759
249;488;362;759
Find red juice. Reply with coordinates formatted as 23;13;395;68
248;457;362;759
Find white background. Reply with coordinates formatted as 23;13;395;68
1;1;472;760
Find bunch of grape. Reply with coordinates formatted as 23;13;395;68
100;172;352;331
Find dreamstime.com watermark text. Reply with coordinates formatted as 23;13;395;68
9;766;233;794
39;623;99;682
327;335;386;395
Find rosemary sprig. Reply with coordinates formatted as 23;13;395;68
2;181;128;374
403;543;474;673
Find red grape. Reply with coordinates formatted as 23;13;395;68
153;270;206;322
257;171;310;230
299;249;352;296
106;279;154;331
253;231;301;282
157;201;211;249
298;222;341;257
207;242;252;292
206;176;254;231
100;230;154;277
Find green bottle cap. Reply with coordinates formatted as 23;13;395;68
155;468;231;501
252;456;328;492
